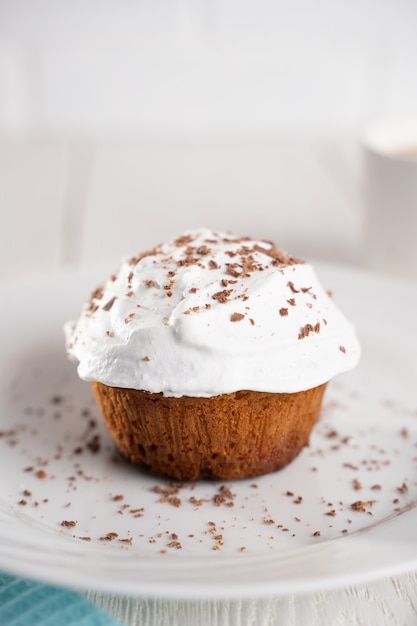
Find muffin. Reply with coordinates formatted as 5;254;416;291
65;229;360;480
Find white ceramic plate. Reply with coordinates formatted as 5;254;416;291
0;262;416;599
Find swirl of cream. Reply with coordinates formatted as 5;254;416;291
65;229;360;397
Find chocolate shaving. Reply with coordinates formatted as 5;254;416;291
298;322;321;340
225;263;243;278
241;255;258;274
287;281;300;293
197;245;211;255
128;246;160;266
90;285;104;301
176;246;199;267
212;289;232;303
173;234;194;247
230;312;245;322
100;532;119;541
253;243;302;266
213;485;235;507
298;323;314;339
350;500;375;512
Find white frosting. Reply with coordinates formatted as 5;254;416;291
65;229;360;397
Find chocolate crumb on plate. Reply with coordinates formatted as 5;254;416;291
100;532;119;541
61;520;77;528
350;500;376;513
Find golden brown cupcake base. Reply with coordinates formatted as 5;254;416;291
92;382;327;481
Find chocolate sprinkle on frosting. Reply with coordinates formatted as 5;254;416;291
230;312;245;322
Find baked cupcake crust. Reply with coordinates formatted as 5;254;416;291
92;382;327;480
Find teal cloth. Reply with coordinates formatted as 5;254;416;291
0;574;120;626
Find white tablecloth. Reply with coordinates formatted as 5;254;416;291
84;572;417;625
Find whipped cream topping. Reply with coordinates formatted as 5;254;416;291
65;229;360;397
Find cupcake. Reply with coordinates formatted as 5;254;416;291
65;229;360;480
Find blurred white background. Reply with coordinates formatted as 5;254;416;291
1;0;417;282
